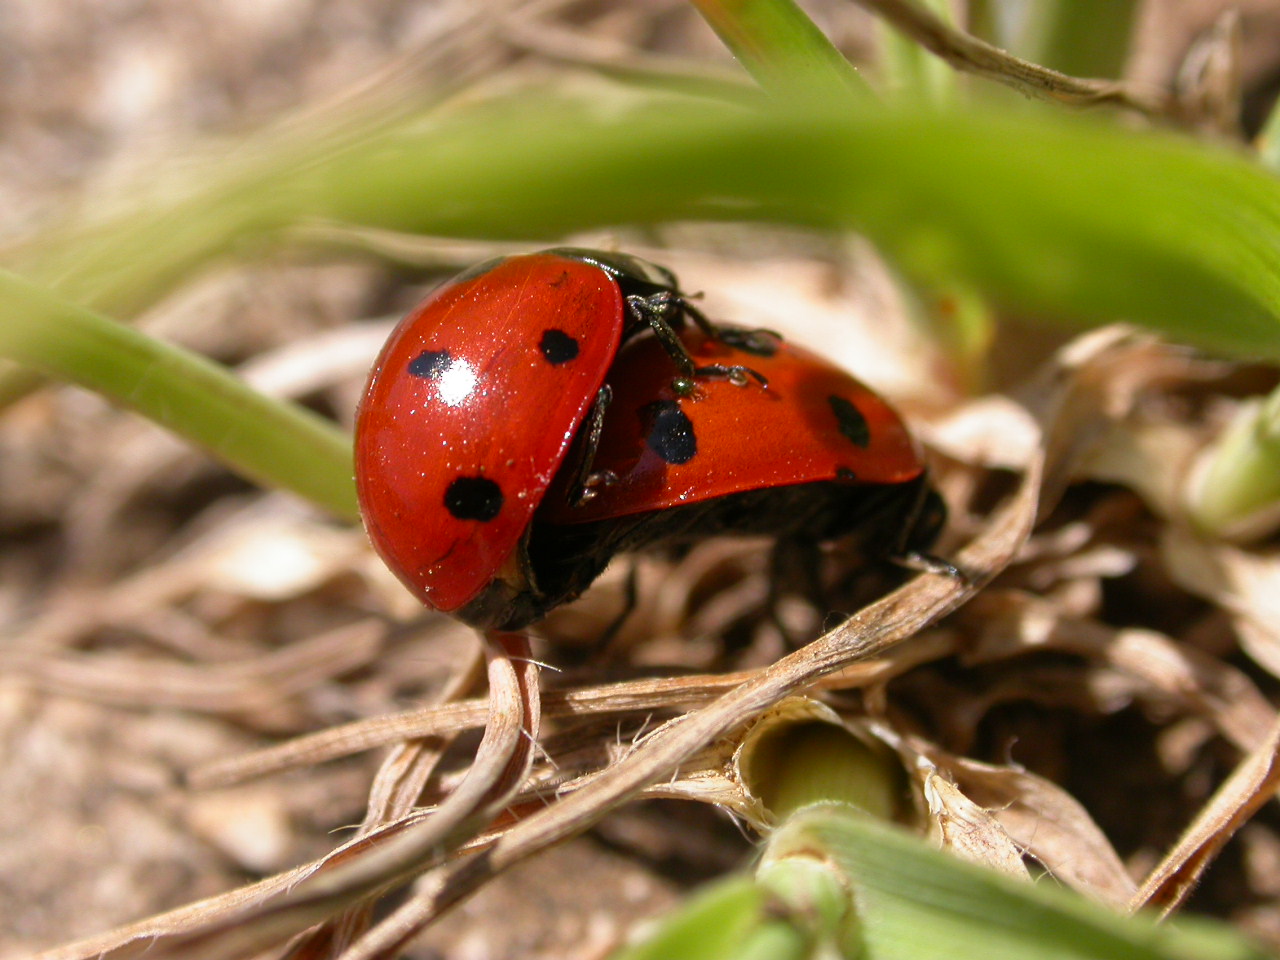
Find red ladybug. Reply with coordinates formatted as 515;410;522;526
356;248;751;628
530;326;946;622
542;327;928;524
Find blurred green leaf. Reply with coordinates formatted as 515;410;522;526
1018;0;1138;79
609;877;809;960
770;808;1269;960
618;805;1269;960
308;95;1280;359
11;90;1280;507
0;269;358;520
690;0;870;103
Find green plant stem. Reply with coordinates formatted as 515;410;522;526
608;878;809;960
877;0;958;103
740;717;903;823
1020;0;1138;79
308;97;1280;360
1188;387;1280;539
1257;93;1280;171
0;269;358;521
690;0;871;103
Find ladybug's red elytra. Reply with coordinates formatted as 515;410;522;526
355;250;945;630
355;248;727;624
541;327;927;524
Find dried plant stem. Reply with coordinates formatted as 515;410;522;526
35;633;540;960
337;573;1007;959
855;0;1165;115
361;479;1033;950
189;642;953;789
1131;716;1280;914
283;638;488;960
227;633;540;954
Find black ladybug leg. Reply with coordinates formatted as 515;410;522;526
564;385;617;508
887;477;966;582
626;292;766;392
674;297;720;338
626;292;698;379
682;299;785;361
677;300;777;386
692;363;769;388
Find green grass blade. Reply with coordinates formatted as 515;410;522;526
0;172;291;408
305;95;1280;360
608;877;810;960
773;808;1270;960
690;0;871;102
1019;0;1138;79
0;269;358;520
18;93;1280;375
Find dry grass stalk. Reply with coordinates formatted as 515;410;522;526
855;0;1167;114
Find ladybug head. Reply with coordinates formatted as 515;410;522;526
545;247;680;294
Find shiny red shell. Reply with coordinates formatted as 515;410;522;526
542;327;925;525
355;253;625;612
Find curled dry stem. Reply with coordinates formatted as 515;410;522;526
282;638;488;960
189;647;954;789
34;633;540;960
856;0;1167;117
1132;715;1280;914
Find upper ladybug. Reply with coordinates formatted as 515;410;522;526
355;248;723;626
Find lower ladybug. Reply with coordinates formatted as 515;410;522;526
355;248;757;627
503;325;947;628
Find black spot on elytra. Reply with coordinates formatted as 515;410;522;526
644;400;697;464
409;349;451;379
836;467;858;482
716;327;780;357
444;476;504;522
539;329;580;365
829;395;871;448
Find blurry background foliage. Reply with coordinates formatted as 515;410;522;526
7;1;1280;958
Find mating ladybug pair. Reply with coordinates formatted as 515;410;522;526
355;249;945;630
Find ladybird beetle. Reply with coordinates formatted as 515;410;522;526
542;326;930;523
527;325;946;624
356;248;756;628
